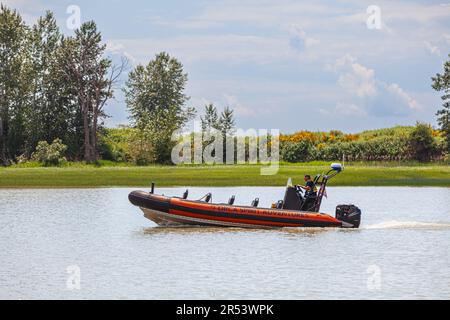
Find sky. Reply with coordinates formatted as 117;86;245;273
3;0;450;133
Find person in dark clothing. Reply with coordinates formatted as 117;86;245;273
300;175;317;197
299;175;317;211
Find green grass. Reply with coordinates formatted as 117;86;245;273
0;163;449;188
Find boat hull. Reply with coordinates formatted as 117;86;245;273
129;190;348;229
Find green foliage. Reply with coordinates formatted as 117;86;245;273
280;125;444;162
218;106;235;137
409;122;437;162
31;138;67;166
23;11;68;157
281;141;314;162
200;104;220;132
0;5;29;165
60;21;118;162
358;126;413;141
432;53;450;153
199;104;236;162
98;127;134;162
0;6;118;165
124;52;195;164
321;137;410;161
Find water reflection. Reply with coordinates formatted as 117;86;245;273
140;225;352;238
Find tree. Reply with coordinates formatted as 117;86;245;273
218;106;235;137
59;21;124;162
23;11;67;156
409;122;436;162
200;103;220;133
124;52;195;164
200;103;220;158
0;5;29;165
432;53;450;154
218;106;235;162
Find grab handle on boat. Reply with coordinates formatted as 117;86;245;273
276;200;284;209
251;198;259;207
228;195;235;205
198;192;212;202
183;189;189;199
150;182;155;194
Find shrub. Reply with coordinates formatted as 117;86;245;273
98;127;134;162
128;129;155;165
409;122;436;162
281;141;313;162
31;138;67;166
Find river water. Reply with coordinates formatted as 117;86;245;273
1;187;449;299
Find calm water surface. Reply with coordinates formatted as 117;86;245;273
1;187;449;299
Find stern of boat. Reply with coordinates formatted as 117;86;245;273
336;204;361;228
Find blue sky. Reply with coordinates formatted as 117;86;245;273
5;0;450;133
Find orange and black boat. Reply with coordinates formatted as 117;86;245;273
129;163;361;229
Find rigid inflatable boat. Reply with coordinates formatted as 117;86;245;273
128;163;361;229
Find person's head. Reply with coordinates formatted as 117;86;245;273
304;175;311;182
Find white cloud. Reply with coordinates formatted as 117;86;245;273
335;102;367;116
288;24;320;51
145;15;225;29
107;35;289;65
386;83;421;111
222;94;255;117
444;33;450;45
106;42;125;53
381;1;450;24
196;1;332;27
105;41;138;65
424;41;441;57
330;55;421;116
320;102;366;117
333;55;377;98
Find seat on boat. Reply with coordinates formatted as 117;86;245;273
301;195;317;211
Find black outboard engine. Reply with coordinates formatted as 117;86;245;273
335;204;361;228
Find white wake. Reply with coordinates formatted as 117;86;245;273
364;220;450;230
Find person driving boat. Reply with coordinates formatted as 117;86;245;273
300;175;317;197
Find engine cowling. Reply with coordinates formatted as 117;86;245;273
336;204;361;228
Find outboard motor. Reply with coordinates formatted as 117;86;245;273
336;204;361;228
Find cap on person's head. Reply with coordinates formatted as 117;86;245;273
305;175;311;179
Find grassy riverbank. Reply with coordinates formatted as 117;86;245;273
0;163;449;187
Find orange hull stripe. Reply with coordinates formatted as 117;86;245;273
170;198;338;223
169;209;303;227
